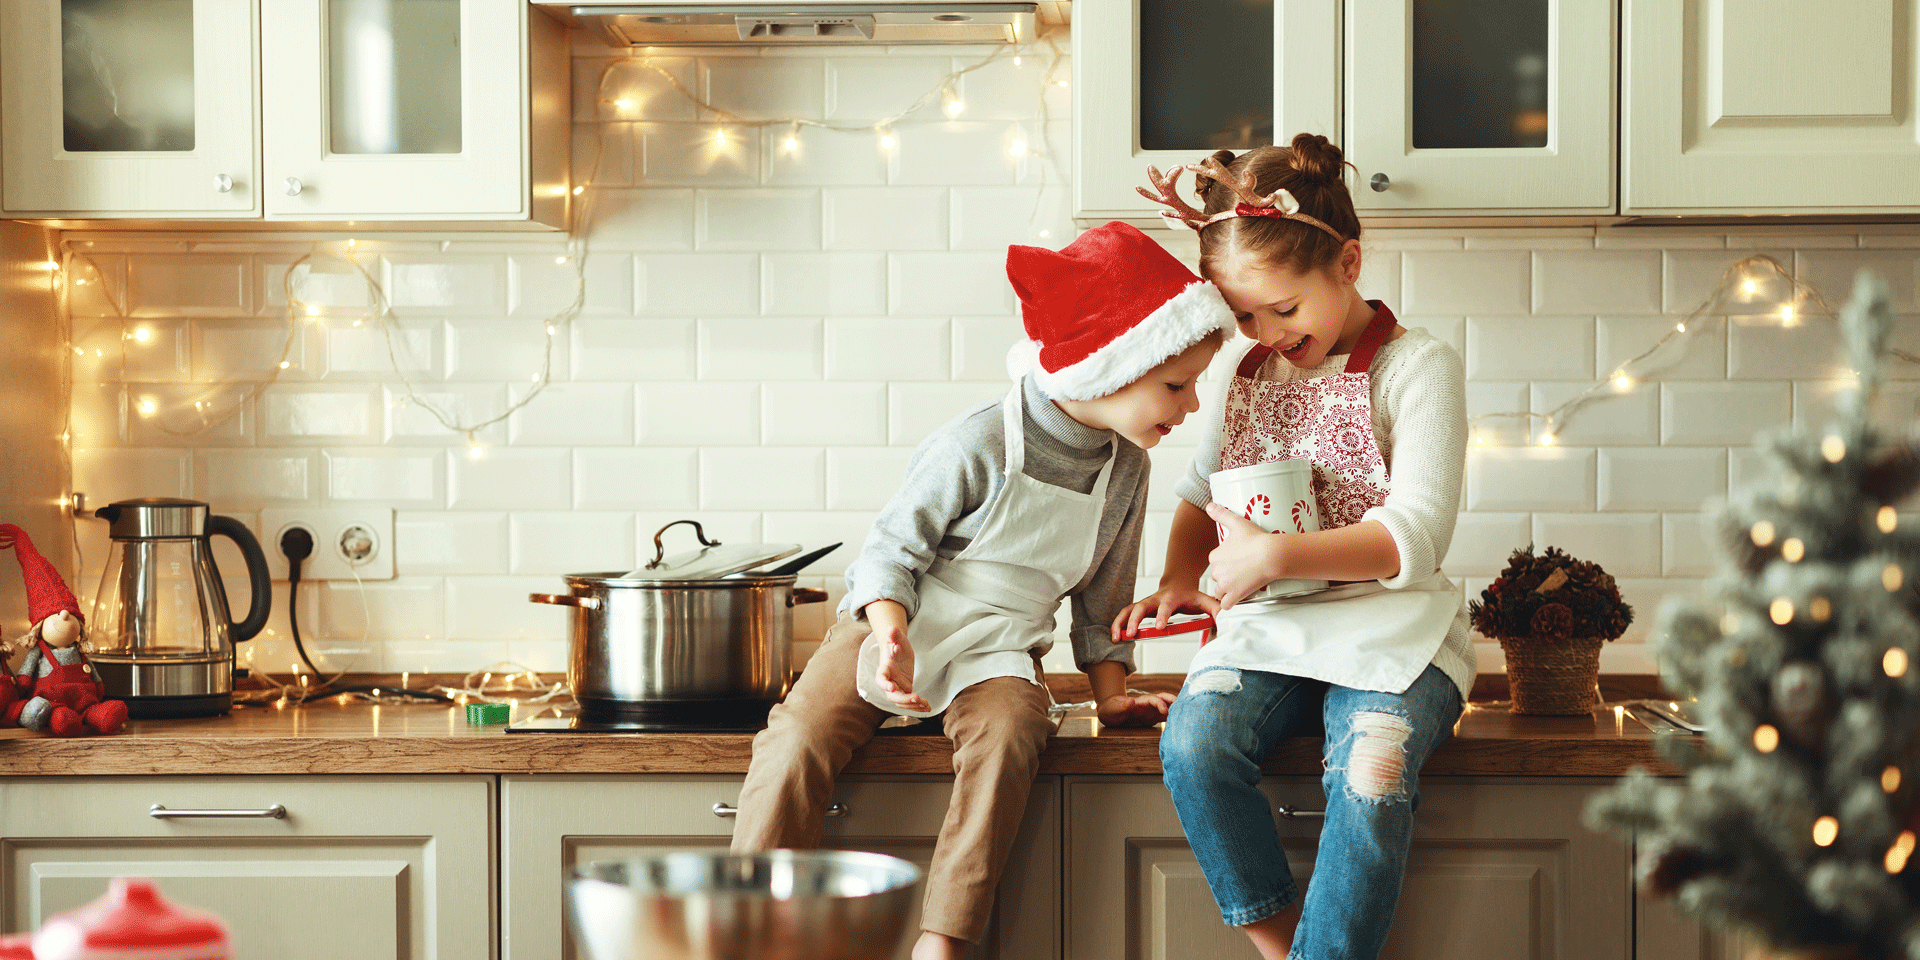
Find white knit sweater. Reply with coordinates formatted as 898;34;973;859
1172;328;1476;701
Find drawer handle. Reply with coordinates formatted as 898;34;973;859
1276;805;1324;820
712;802;848;819
150;804;287;820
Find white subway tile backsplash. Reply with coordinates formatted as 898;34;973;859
1531;512;1662;578
1664;249;1796;316
1466;447;1595;512
637;382;758;444
952;316;1024;381
825;188;950;251
263;387;378;441
193;320;313;383
763;254;889;316
397;511;509;575
385;386;510;445
763;383;888;445
327;451;442;505
447;576;572;641
889;382;1009;445
699;189;823;251
448;448;572;510
1797;249;1920;312
635;123;759;187
72;448;192;505
763;126;892;187
129;384;252;445
1728;448;1769;491
1401;316;1464;356
1662;513;1717;577
510;252;636;319
827;318;949;380
892;122;1025;187
69;319;186;383
507;382;636;446
700;448;825;510
1356;250;1403;309
447;319;571;382
1532;250;1663;315
1729;319;1853;380
574;447;699;510
1597;316;1724;380
1599;447;1726;512
704;58;827;118
384;257;508;316
575;121;635;187
1661;382;1793;445
1466;317;1594;380
1794;380;1920;430
826;56;954;119
128;255;251;317
826;447;914;511
69;383;126;446
261;255;372;312
327;326;434;378
890;252;1013;315
1531;382;1660;446
197;450;315;505
637;254;761;316
511;511;637;575
580;188;696;250
1401;250;1531;315
700;318;825;380
760;512;876;576
67;253;125;318
572;318;697;382
574;55;696;122
319;577;446;642
1444;513;1532;576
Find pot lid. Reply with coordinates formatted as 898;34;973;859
619;520;798;580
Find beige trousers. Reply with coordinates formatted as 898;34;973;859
729;613;1056;944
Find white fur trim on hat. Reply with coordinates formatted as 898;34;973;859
1029;281;1234;400
1005;338;1043;382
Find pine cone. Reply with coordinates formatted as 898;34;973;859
1531;603;1574;639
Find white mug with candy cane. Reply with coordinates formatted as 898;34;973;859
1204;460;1330;602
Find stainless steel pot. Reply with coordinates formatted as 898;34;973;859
530;520;831;724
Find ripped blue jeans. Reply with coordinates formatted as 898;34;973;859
1159;663;1462;959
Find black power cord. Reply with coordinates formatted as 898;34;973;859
277;527;452;704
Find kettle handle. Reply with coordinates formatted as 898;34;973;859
206;515;273;643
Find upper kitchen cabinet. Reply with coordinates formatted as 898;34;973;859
1622;0;1920;216
1072;0;1340;223
1345;0;1616;216
0;0;569;228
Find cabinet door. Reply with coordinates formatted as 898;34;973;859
260;0;527;219
1634;877;1756;960
1064;777;1631;960
1345;0;1616;215
1072;0;1339;222
0;0;259;217
0;776;494;960
1623;0;1920;215
501;775;1060;960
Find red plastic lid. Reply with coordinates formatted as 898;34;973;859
32;878;229;960
0;932;33;960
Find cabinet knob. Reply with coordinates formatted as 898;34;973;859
284;177;305;197
1368;173;1391;193
213;174;234;194
711;801;848;819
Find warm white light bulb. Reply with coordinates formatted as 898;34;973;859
132;327;152;342
136;398;157;417
944;98;965;118
1537;432;1557;447
556;256;568;265
1612;373;1631;391
278;361;291;369
714;128;728;145
1743;278;1757;295
1009;139;1028;157
879;131;896;150
571;186;584;196
305;304;320;317
614;99;633;110
1675;321;1687;332
783;134;799;152
1781;303;1797;323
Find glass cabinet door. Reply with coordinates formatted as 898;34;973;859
261;0;528;219
1;0;258;216
1345;0;1615;214
1074;0;1339;221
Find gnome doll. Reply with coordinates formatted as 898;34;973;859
0;524;127;736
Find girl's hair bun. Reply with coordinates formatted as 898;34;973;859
1192;149;1237;203
1287;133;1345;186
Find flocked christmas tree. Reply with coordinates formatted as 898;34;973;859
1588;271;1920;958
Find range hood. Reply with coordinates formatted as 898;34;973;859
549;2;1039;45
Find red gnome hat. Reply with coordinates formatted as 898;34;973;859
0;524;83;627
1004;221;1234;401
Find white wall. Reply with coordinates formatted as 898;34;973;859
0;219;68;650
59;33;1920;680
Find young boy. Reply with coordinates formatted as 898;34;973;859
729;221;1234;960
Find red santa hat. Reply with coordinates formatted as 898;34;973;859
0;523;83;626
1005;221;1234;401
32;878;230;960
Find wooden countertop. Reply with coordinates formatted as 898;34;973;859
0;690;1687;778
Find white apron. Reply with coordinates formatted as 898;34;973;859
1194;301;1459;695
856;387;1115;717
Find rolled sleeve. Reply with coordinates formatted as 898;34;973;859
1365;339;1467;591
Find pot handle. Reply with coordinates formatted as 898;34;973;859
529;593;602;610
646;519;720;570
788;587;828;606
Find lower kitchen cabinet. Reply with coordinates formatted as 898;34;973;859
1064;776;1633;960
1635;884;1755;960
0;776;494;959
500;775;1060;960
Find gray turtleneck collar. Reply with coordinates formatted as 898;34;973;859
1023;375;1116;455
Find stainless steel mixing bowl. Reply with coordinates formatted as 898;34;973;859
565;849;923;960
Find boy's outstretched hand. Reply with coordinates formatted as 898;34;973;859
869;628;931;713
1111;587;1220;643
1097;691;1177;727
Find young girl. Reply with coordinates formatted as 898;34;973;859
732;221;1233;960
1116;133;1473;960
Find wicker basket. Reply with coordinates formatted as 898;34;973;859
1499;634;1604;715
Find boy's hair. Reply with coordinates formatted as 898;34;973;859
1194;133;1361;279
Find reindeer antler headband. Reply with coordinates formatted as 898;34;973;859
1135;156;1345;241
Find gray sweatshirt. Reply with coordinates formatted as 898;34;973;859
839;375;1148;672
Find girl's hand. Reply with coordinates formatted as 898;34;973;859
1203;502;1287;611
1097;691;1176;728
1111;588;1220;643
867;628;929;712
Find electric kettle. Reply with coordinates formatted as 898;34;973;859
89;498;271;718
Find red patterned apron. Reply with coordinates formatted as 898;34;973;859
1194;301;1461;694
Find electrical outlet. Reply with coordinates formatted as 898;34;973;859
260;508;395;582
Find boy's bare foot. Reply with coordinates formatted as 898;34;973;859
910;930;968;960
871;630;930;712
